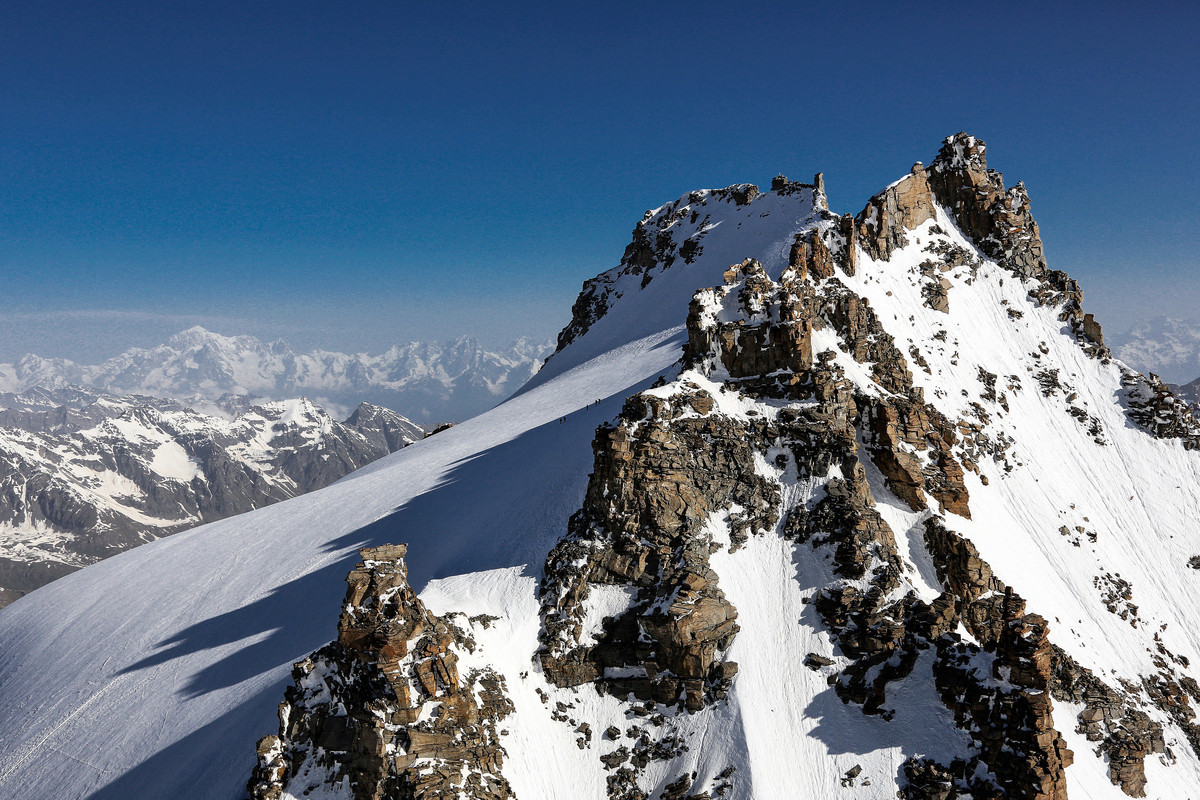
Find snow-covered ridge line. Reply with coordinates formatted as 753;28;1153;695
6;133;1200;800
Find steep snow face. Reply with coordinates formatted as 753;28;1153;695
0;391;421;606
3;143;1200;800
833;213;1200;796
0;331;552;425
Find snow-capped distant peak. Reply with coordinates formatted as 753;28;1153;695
1111;315;1200;384
0;330;553;426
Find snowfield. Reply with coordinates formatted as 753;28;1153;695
3;160;1200;799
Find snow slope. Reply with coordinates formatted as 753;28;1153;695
0;328;682;800
4;149;1200;799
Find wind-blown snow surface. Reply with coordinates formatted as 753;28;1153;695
3;178;1200;799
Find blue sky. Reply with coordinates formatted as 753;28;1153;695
1;1;1197;361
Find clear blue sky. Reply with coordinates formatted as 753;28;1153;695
1;0;1196;361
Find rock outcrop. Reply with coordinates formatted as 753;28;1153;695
245;133;1200;800
248;545;514;800
1121;369;1200;447
925;132;1048;281
538;384;775;710
856;163;939;262
1048;646;1166;796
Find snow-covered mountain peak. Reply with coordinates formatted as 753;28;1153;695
167;324;236;347
6;134;1200;800
546;176;829;373
155;325;269;364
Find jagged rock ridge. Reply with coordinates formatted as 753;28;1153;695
241;134;1200;799
249;545;515;800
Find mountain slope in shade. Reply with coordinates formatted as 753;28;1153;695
0;387;421;606
4;135;1200;799
0;331;553;426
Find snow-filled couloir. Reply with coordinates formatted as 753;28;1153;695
3;134;1200;800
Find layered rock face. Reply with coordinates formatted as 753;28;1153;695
924;133;1048;281
540;244;1090;797
856;163;939;262
247;134;1200;799
0;392;419;606
538;384;775;710
249;545;514;800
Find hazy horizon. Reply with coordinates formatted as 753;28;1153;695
2;2;1197;364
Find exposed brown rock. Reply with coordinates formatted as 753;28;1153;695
925;133;1047;282
1121;369;1200;447
538;387;777;708
864;398;969;518
729;184;759;206
248;545;514;800
1048;646;1165;797
789;229;837;281
855;163;938;261
837;213;858;276
923;276;952;313
686;259;815;378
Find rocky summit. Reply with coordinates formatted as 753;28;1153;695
5;133;1200;800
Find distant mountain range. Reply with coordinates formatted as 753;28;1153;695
1110;316;1200;385
0;385;423;607
0;327;553;425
